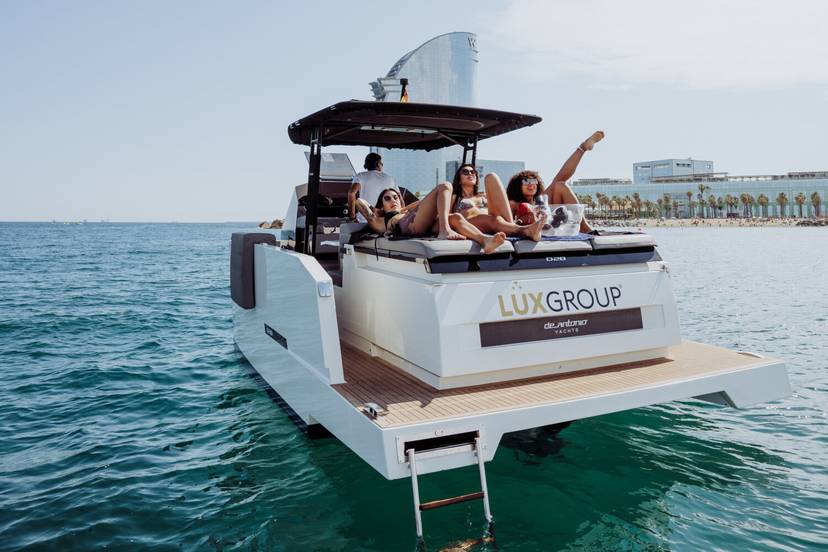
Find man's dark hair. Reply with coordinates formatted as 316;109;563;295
364;153;382;170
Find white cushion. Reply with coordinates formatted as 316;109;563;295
368;237;514;259
591;233;656;250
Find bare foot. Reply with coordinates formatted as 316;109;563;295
482;232;507;254
580;130;605;151
438;229;466;240
522;215;546;241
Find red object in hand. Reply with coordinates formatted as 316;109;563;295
516;202;535;225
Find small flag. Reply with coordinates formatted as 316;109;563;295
400;78;409;103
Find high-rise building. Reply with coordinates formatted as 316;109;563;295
369;33;479;193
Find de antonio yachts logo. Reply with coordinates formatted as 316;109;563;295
497;281;622;318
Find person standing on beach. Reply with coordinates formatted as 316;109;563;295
348;153;399;222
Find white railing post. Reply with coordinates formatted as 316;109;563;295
408;448;424;539
475;437;492;524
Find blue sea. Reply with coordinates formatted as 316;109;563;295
0;222;826;551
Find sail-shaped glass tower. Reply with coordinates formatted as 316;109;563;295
369;32;479;193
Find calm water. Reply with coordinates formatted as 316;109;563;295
0;222;826;551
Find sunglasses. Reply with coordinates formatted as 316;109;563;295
522;178;539;185
382;194;399;201
460;168;477;176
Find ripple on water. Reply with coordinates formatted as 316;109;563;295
0;223;826;551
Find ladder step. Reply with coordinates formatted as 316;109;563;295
419;491;485;511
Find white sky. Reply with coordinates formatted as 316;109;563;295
1;0;826;222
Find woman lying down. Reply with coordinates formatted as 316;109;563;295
354;182;546;255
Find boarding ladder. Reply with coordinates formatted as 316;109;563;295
407;436;493;544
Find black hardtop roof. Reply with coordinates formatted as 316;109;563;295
288;100;542;151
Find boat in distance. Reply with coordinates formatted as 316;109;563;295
230;100;790;540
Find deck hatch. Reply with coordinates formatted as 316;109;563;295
479;308;643;347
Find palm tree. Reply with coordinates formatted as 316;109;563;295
757;194;769;218
707;194;717;218
724;194;736;216
776;192;788;218
717;196;725;218
662;194;672;218
812;191;823;218
794;192;806;218
686;190;694;217
643;199;654;218
632;192;642;218
697;184;710;218
739;193;751;217
656;198;664;218
599;193;610;216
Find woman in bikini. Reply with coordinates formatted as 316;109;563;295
449;164;546;241
361;187;508;255
502;131;605;233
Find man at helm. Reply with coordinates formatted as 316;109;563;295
348;153;400;222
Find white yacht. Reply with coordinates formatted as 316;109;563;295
231;100;790;541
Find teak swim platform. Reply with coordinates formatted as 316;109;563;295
333;341;784;429
230;100;790;543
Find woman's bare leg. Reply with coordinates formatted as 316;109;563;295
547;181;593;233
543;131;603;233
407;182;464;239
448;213;506;254
483;173;513;222
548;131;605;184
466;213;545;241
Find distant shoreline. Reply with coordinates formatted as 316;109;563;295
595;217;826;229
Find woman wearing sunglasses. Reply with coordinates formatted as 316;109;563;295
450;164;547;241
361;186;508;254
505;131;605;233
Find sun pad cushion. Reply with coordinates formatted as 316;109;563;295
591;233;656;250
368;236;514;258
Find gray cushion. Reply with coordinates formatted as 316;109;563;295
231;232;278;309
591;233;656;250
339;222;368;249
513;239;593;255
370;237;514;258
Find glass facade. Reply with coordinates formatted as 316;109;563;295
370;33;479;194
634;158;714;184
572;172;828;218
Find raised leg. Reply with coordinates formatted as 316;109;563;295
483;173;513;222
548;131;605;184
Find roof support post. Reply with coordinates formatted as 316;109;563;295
461;135;479;168
305;126;323;255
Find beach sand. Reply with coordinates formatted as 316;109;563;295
594;217;821;229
